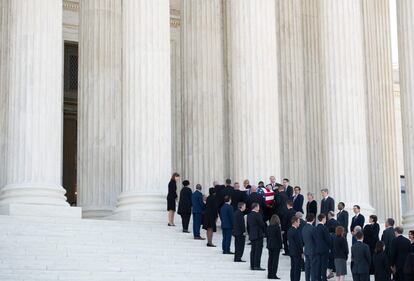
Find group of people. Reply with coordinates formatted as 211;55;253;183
167;173;414;281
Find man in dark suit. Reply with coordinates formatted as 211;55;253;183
326;211;340;234
282;200;297;256
268;175;278;191
320;188;334;216
274;184;288;219
302;214;315;281
247;186;266;212
231;182;247;211
350;205;365;244
351;231;371;281
283;178;294;198
292;186;304;213
381;218;395;257
336;202;349;235
192;184;206;240
217;179;233;209
390;226;411;281
233;202;246;262
220;195;234;254
247;202;266;271
177;180;192;233
312;214;331;281
288;217;303;281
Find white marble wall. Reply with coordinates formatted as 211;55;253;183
225;0;281;185
77;0;122;218
276;0;307;191
181;0;227;189
362;0;400;222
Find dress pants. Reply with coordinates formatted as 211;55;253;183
283;231;289;254
313;253;329;281
234;235;245;261
222;228;232;253
180;214;191;231
305;254;314;281
290;256;301;281
267;248;280;278
351;273;369;281
250;238;263;269
192;213;202;238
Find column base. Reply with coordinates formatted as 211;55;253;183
0;203;81;218
0;184;69;206
108;192;166;222
82;207;114;219
403;210;414;230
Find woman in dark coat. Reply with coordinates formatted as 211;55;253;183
306;192;317;217
333;226;348;281
177;180;192;233
404;230;414;280
203;188;218;247
167;172;180;226
267;214;283;280
373;241;391;281
363;215;380;274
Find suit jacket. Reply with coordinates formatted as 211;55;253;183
337;210;349;233
381;227;395;257
286;185;294;198
363;223;380;253
282;208;297;232
177;186;192;215
288;227;303;257
267;224;283;250
231;189;247;211
292;194;304;213
306;200;317;216
312;223;331;255
350;213;365;232
220;203;234;230
247;211;265;241
351;241;371;274
333;236;349;259
302;223;315;256
320;196;335;215
373;252;391;281
247;192;266;212
390;235;411;270
233;209;246;236
191;190;205;214
326;218;340;234
274;190;288;216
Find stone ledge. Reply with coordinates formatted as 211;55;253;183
0;204;82;218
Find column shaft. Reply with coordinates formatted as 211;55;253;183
181;0;227;188
226;0;281;184
0;0;68;206
77;0;122;218
362;0;400;222
115;0;171;219
397;0;414;228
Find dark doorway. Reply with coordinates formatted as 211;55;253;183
62;42;78;206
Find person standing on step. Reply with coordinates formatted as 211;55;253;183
302;213;316;281
282;178;294;199
350;205;365;245
203;187;218;247
192;184;206;240
306;192;318;218
312;214;331;281
231;182;247;211
320;188;334;216
336;202;349;237
288;216;303;281
351;231;371;281
167;172;180;226
390;226;411;281
247;202;266;271
381;218;395;258
282;200;297;256
177;180;192;233
292;186;304;214
233;202;247;262
267;214;283;279
220;195;234;254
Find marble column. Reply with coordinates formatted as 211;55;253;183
276;0;307;190
0;0;79;217
362;0;400;222
305;0;374;213
77;0;122;218
113;0;171;220
181;0;227;188
397;0;414;228
225;0;281;185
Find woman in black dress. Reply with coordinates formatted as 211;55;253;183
306;192;317;216
267;214;283;280
203;188;218;247
373;241;391;281
333;226;348;281
167;172;180;226
363;215;380;274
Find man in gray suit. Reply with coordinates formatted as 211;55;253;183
381;217;395;257
351;231;371;281
302;213;316;281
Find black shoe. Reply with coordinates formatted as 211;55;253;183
234;260;246;262
183;230;190;233
253;267;266;271
194;237;206;240
223;251;234;255
206;243;216;247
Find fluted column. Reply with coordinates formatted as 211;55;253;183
276;0;307;190
226;0;281;184
181;0;227;188
77;0;122;218
305;0;373;213
114;0;171;220
362;0;400;222
397;0;414;229
0;0;76;213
